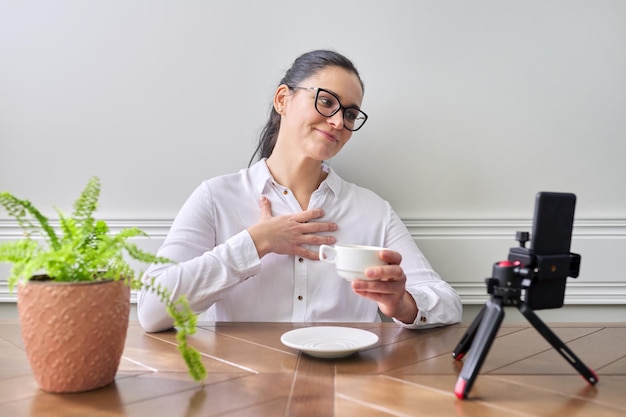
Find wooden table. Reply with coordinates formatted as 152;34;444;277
0;320;624;416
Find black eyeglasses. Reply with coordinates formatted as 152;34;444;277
288;86;368;131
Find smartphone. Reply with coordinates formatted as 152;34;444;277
523;192;578;309
530;192;576;256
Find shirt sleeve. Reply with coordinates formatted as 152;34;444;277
137;182;261;332
384;208;463;329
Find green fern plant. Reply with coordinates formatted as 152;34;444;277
0;177;206;382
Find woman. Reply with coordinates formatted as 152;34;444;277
138;50;462;332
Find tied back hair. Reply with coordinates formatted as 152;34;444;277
248;50;364;167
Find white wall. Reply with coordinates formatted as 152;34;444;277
1;1;625;322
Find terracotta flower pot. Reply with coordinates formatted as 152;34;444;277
17;279;130;393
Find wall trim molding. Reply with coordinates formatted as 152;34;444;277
450;281;626;305
1;217;625;304
402;217;626;238
3;216;625;236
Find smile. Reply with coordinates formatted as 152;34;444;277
316;129;338;143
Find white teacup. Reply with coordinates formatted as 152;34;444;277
319;244;388;281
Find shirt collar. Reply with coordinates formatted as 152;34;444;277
249;159;342;197
321;162;342;197
249;159;273;194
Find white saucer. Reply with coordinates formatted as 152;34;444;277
280;326;379;358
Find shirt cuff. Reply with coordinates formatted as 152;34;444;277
231;230;262;279
392;288;438;329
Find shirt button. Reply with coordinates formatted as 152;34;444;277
420;316;427;323
297;295;303;301
283;190;288;195
298;257;304;263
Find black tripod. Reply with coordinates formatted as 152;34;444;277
451;252;599;399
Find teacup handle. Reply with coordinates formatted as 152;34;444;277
319;245;336;264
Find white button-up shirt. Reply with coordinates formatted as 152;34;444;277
138;160;462;332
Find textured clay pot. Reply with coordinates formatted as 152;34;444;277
17;279;130;393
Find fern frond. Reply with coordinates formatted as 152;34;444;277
57;211;78;242
0;239;39;264
0;240;40;290
123;241;171;265
0;192;59;249
140;277;206;382
72;177;100;222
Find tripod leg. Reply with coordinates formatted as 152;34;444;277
454;299;505;399
452;304;486;360
518;303;599;385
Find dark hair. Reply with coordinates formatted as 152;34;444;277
248;50;364;166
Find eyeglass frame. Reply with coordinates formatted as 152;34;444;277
287;85;368;131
